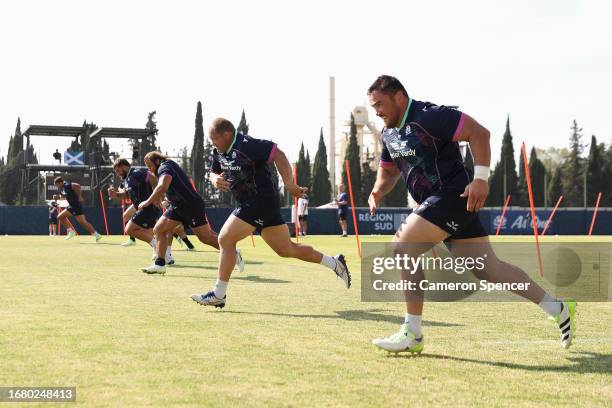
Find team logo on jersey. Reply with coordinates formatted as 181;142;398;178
404;125;412;135
445;220;459;231
232;151;237;159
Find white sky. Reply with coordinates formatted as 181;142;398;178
1;0;610;168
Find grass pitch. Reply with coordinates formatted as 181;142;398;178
1;235;611;407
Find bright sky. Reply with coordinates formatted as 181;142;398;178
1;0;610;170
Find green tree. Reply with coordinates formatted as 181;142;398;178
528;147;546;207
561;120;584;206
585;135;606;205
515;147;528;206
142;111;159;155
311;128;331;206
361;149;376;203
237;109;249;134
341;114;362;205
548;165;564;207
296;143;312;189
190;101;205;192
487;116;518;206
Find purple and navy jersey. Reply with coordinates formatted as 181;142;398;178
211;132;278;204
157;159;203;206
122;167;153;208
337;192;349;210
380;99;471;203
61;182;80;207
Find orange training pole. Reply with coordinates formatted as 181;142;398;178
522;142;543;277
541;195;563;236
121;199;126;237
588;192;602;236
99;190;110;236
495;194;511;236
344;160;361;258
293;163;299;242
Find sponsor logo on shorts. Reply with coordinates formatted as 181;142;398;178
254;218;264;226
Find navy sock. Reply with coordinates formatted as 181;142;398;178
183;237;194;249
130;236;135;242
155;257;166;266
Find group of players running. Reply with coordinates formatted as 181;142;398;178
50;75;576;354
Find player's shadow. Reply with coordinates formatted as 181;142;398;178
164;264;218;271
225;309;461;327
391;351;612;374
233;275;290;284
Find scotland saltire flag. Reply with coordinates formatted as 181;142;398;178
64;151;84;165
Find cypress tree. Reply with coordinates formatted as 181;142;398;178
561;120;584;206
190;101;205;192
528;147;546;207
585;135;605;205
486;116;518;206
548;165;564;207
237;109;249;134
361;149;377;203
311;128;331;206
516;148;528;206
341;114;362;205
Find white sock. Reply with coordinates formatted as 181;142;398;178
165;246;172;259
149;238;157;249
404;313;423;338
538;293;562;317
343;230;347;235
320;255;337;271
213;279;228;299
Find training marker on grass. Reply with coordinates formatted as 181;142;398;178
495;194;511;236
345;160;361;257
541;195;563;236
588;192;602;236
521;142;543;277
99;190;110;236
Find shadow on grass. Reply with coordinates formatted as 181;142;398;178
390;351;612;373
224;309;461;326
165;264;218;271
233;276;290;284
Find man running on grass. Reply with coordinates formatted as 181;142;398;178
54;177;101;242
367;75;576;353
190;118;351;309
108;158;172;263
139;151;244;275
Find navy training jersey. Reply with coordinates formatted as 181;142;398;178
211;132;278;203
337;192;349;210
122;167;153;207
379;99;471;203
61;182;80;207
157;159;203;206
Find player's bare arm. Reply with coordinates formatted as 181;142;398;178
139;175;171;209
273;147;307;198
369;165;400;214
72;183;84;203
455;114;491;212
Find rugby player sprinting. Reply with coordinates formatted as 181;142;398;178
139;152;244;275
54;177;101;242
191;118;351;309
108;158;171;263
367;76;576;353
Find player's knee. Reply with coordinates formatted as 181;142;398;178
218;233;235;249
